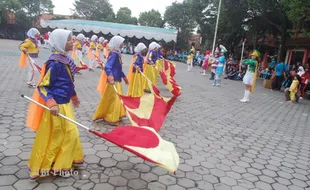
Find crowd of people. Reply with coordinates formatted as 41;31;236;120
18;27;166;180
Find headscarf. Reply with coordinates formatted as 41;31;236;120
134;43;147;53
48;29;77;76
91;35;98;42
27;28;40;38
76;33;85;41
27;28;40;47
156;43;161;49
298;66;305;76
149;42;158;51
109;36;125;51
99;37;105;43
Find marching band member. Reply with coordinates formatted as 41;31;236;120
127;43;147;97
240;50;260;102
88;35;98;71
26;29;84;180
93;36;128;125
19;28;41;88
143;42;159;93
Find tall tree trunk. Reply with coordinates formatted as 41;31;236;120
277;19;287;62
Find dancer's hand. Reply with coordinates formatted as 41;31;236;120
123;77;129;85
22;50;28;55
108;76;115;84
72;96;80;108
72;99;80;108
135;66;140;71
50;106;59;116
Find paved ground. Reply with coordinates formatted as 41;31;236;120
0;39;310;190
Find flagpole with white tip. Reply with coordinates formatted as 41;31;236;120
239;40;245;72
211;0;222;55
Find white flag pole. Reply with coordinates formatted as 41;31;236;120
239;41;245;72
211;0;222;55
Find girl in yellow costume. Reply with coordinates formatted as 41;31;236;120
187;43;196;71
72;33;85;75
26;29;84;180
19;28;40;88
127;42;147;97
95;37;105;68
143;42;159;92
88;35;98;71
93;36;128;125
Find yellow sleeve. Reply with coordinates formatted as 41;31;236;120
19;39;31;51
74;41;80;49
90;42;96;49
38;69;52;98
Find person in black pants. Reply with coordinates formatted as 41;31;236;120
272;61;287;91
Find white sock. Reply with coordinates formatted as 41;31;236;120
246;90;250;100
242;90;247;99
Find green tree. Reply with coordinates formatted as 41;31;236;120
138;9;164;27
0;0;53;27
283;0;310;37
73;0;115;22
164;2;195;49
116;7;137;25
19;0;54;24
0;0;21;24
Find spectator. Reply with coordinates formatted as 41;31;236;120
284;72;301;103
300;68;310;99
272;61;288;91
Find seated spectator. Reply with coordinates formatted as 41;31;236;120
284;73;302;103
300;68;310;99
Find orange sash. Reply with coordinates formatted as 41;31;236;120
97;71;108;94
25;64;47;131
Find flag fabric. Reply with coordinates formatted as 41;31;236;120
76;57;88;72
28;56;42;74
19;52;27;68
115;79;176;132
89;126;179;173
93;53;104;70
158;68;181;97
163;59;176;78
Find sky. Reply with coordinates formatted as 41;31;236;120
52;0;183;18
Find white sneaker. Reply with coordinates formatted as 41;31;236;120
240;98;249;103
212;83;215;86
202;73;206;76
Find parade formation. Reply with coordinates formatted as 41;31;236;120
18;27;183;181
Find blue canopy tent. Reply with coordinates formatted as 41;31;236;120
40;19;178;43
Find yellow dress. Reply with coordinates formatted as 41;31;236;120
143;51;157;91
127;55;144;97
27;62;84;181
93;51;126;124
93;82;126;123
289;79;299;101
187;46;195;63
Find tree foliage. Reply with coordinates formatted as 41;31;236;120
0;0;54;27
116;7;137;25
138;9;164;27
73;0;115;22
164;1;195;49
